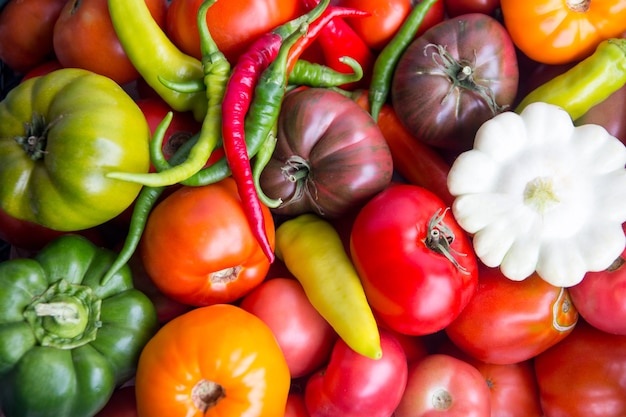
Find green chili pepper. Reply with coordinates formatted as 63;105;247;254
368;0;438;121
516;38;626;120
275;213;382;360
108;0;207;121
253;124;281;208
0;234;158;417
106;0;230;188
288;56;363;88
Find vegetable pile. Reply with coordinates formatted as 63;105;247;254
1;0;626;416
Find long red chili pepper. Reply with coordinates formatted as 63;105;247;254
301;0;376;88
286;5;370;73
221;0;330;263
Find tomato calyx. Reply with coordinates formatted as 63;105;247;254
280;155;324;214
432;388;453;410
424;208;470;274
567;0;590;13
210;266;243;284
15;112;63;160
191;379;226;412
425;43;506;116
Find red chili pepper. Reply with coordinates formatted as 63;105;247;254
286;6;370;73
301;0;376;88
221;0;330;263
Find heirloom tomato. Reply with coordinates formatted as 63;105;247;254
259;87;393;218
534;320;626;417
166;0;304;63
53;0;168;85
0;68;151;232
391;13;518;151
135;304;291;417
0;0;66;74
444;0;500;17
445;263;579;365
394;354;491;417
334;0;445;50
139;177;275;306
350;183;478;336
304;328;407;417
500;0;626;65
239;277;337;378
568;239;626;335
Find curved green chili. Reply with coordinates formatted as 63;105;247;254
106;0;230;188
288;56;363;88
253;124;281;208
108;0;207;121
516;38;626;120
368;0;438;121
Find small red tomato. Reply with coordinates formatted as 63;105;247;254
569;236;626;335
304;328;407;417
394;354;491;417
240;278;338;378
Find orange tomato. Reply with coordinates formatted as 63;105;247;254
135;304;291;417
500;0;626;64
139;177;275;306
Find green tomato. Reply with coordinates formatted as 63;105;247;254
0;234;158;417
0;67;150;231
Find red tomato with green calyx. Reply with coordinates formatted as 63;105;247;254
350;183;478;336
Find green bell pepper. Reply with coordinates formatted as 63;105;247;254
0;234;158;417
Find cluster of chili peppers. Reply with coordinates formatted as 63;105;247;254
102;0;378;282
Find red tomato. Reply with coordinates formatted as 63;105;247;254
439;339;543;417
444;0;501;17
304;328;408;417
166;0;304;64
445;263;579;365
350;183;478;336
94;386;137;417
534;320;626;417
52;0;168;85
139;177;275;306
334;0;445;51
568;236;626;335
239;278;338;378
20;60;63;81
394;354;491;417
0;0;66;73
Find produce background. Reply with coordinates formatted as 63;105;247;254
0;0;626;417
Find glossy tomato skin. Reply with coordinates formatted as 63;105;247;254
135;304;291;417
239;278;338;378
534;320;626;417
568;243;626;335
350;183;478;336
334;0;445;51
395;354;491;417
444;0;501;17
391;13;518;152
285;393;310;417
139;177;275;307
500;0;626;65
260;88;393;218
53;0;168;85
0;206;65;251
445;263;579;365
304;328;408;417
0;0;66;73
166;0;304;63
439;339;543;417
